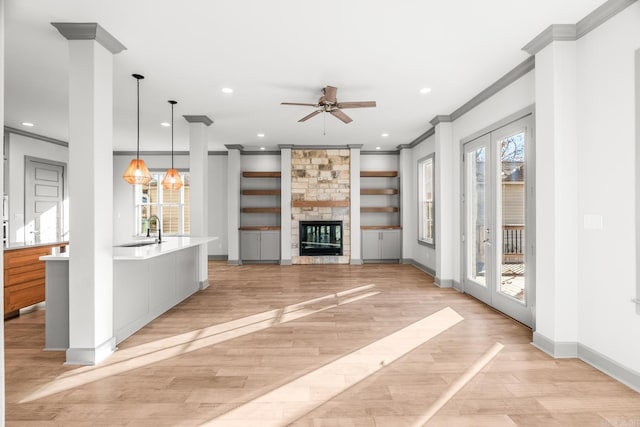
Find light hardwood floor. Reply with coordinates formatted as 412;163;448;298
4;262;640;426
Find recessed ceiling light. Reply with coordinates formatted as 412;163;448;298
375;146;381;150
161;122;171;127
260;147;265;150
257;133;265;138
420;87;432;94
381;133;389;137
22;122;34;127
221;87;233;94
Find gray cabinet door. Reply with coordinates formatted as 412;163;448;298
362;230;381;260
380;229;401;260
260;231;280;261
240;231;260;261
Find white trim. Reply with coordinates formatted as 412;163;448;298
65;337;116;365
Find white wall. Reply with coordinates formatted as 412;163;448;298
409;137;436;272
575;3;640;372
208;154;228;256
6;132;69;244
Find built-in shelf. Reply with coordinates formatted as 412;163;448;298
360;225;402;230
360;188;398;195
360;171;398;178
243;171;281;178
242;207;281;214
239;226;282;231
242;189;282;196
361;207;399;213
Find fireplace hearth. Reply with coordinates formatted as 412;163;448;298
299;221;343;256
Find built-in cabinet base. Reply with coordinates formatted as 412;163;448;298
361;229;401;262
240;230;280;262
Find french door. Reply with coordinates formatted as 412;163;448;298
462;116;534;327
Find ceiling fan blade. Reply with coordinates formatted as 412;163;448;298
298;110;322;122
337;101;376;109
281;102;317;107
330;109;353;124
323;86;338;104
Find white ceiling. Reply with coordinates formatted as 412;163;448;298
5;0;605;152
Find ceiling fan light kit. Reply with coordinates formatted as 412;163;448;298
281;85;376;124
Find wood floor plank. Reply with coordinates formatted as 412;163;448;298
4;262;640;426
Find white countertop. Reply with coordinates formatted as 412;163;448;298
40;236;218;261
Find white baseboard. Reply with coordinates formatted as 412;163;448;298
532;331;640;392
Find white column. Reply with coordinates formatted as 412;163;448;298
185;115;213;289
225;145;242;264
279;145;292;265
398;146;413;262
0;0;5;417
534;40;579;354
52;23;125;365
432;119;454;288
349;145;362;264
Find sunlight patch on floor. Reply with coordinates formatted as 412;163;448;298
199;307;464;427
20;284;378;403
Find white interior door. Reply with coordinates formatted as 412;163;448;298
463;116;534;327
25;158;64;244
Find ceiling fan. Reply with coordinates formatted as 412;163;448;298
281;85;376;124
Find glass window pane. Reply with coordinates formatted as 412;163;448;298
469;146;487;286
499;133;526;302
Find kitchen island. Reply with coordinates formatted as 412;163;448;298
41;236;217;351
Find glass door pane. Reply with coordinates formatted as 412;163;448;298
498;132;526;303
466;143;490;287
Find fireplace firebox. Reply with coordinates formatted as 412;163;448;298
299;221;343;256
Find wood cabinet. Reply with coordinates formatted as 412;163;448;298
240;230;280;262
4;242;67;318
361;229;401;261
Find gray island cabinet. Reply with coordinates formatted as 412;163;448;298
41;236;217;351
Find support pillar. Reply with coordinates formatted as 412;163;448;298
225;145;242;264
52;23;125;365
184;115;213;289
349;145;362;264
398;146;413;262
532;39;579;355
431;117;455;288
279;145;292;265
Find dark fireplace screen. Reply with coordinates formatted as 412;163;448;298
299;221;343;256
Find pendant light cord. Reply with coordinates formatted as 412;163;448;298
171;101;174;169
136;77;140;161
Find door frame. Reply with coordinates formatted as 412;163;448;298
459;105;536;328
24;156;68;243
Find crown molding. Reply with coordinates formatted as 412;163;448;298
5;126;68;147
183;115;214;126
429;115;453;126
51;22;126;54
522;0;637;55
224;144;244;151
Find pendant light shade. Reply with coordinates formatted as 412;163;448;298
162;100;183;190
123;74;152;185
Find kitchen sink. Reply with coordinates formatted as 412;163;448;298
117;241;157;248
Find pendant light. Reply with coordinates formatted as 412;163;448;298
123;74;152;185
161;100;183;190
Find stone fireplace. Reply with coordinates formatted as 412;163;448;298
291;149;350;264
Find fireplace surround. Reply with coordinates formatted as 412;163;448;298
299;221;343;256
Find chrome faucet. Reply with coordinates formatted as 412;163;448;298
146;215;162;243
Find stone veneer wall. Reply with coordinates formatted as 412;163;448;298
291;149;350;264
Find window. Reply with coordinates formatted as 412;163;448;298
134;172;190;236
418;154;435;246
